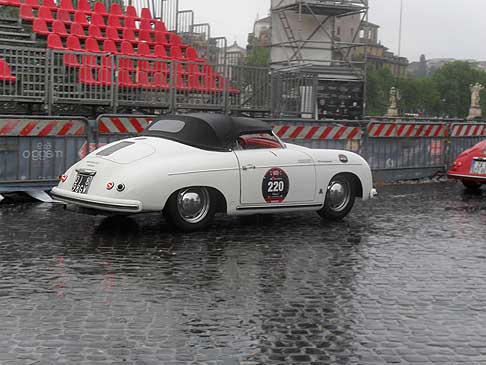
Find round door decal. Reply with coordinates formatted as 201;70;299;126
262;168;289;203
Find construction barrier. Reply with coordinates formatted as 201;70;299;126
270;120;364;153
2;115;486;194
0;116;90;192
95;114;156;149
448;123;486;166
362;121;450;181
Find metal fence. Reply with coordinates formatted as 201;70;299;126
0;116;90;192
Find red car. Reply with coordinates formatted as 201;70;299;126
448;140;486;190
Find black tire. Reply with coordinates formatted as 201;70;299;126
163;187;216;232
462;181;482;191
317;174;356;220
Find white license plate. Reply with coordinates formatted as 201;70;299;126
72;174;93;194
471;160;486;175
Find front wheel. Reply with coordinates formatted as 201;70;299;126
163;187;216;232
317;175;356;220
462;180;482;191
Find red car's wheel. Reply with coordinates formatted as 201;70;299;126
462;181;482;191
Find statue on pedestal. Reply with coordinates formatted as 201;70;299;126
467;83;484;120
386;87;400;118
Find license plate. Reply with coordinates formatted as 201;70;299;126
471;160;486;175
72;173;93;194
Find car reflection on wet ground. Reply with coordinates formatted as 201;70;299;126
1;181;486;364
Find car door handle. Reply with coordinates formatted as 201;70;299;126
242;164;256;171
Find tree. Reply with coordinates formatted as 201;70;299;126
246;47;270;67
365;68;395;116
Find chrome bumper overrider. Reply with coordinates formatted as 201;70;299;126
51;187;142;213
370;188;378;199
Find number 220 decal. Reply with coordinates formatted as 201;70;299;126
262;168;289;203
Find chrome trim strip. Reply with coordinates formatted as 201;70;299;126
75;168;97;176
236;203;322;211
168;167;239;176
447;173;486;180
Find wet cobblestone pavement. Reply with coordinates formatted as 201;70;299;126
2;181;486;364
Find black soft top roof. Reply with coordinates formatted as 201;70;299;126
141;113;273;151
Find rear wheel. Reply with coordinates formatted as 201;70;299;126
462;180;482;191
317;174;356;220
163;187;216;232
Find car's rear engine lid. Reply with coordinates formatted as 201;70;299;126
96;141;155;164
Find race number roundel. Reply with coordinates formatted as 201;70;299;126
262;168;289;203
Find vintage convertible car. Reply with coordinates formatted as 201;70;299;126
51;114;376;231
448;140;486;190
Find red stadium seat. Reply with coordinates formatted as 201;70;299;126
186;47;204;62
120;41;136;56
39;6;55;23
63;53;80;67
77;0;91;13
1;0;21;7
188;73;204;92
154;20;167;33
154;61;168;74
47;33;65;49
107;15;123;30
101;55;113;68
66;35;82;51
74;11;89;26
59;0;74;12
81;54;98;67
56;9;73;25
86;37;101;53
0;60;16;82
139;29;154;44
106;27;120;42
153;72;169;89
88;24;104;41
53;20;69;37
139;19;152;31
176;73;187;90
137;58;154;72
137;71;153;89
93;2;108;16
155;32;169;45
118;57;135;70
125;5;139;19
154;44;168;59
42;0;57;9
92;13;106;28
124;16;136;30
70;22;87;39
33;18;50;36
122;28;136;43
186;63;202;76
102;39;118;54
20;5;35;21
137;42;153;58
98;67;112;86
140;8;152;19
24;0;40;9
109;3;122;16
118;69;136;88
79;66;99;86
170;45;183;60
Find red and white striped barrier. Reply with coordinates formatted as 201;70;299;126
0;118;86;136
98;116;154;134
367;123;448;138
450;124;486;137
273;125;362;140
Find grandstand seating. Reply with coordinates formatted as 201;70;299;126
2;0;239;95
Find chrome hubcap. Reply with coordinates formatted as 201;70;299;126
177;188;210;224
328;180;351;212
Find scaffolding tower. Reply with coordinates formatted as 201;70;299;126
271;0;369;119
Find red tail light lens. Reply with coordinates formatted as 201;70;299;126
60;175;68;182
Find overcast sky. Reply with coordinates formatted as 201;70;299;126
179;0;486;62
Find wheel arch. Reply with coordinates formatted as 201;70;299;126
164;185;228;213
331;172;363;198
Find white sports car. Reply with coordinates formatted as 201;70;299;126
51;114;376;231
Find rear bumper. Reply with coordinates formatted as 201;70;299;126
447;173;486;182
51;187;143;214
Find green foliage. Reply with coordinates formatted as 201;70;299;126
0;6;19;18
246;47;270;66
366;61;486;118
